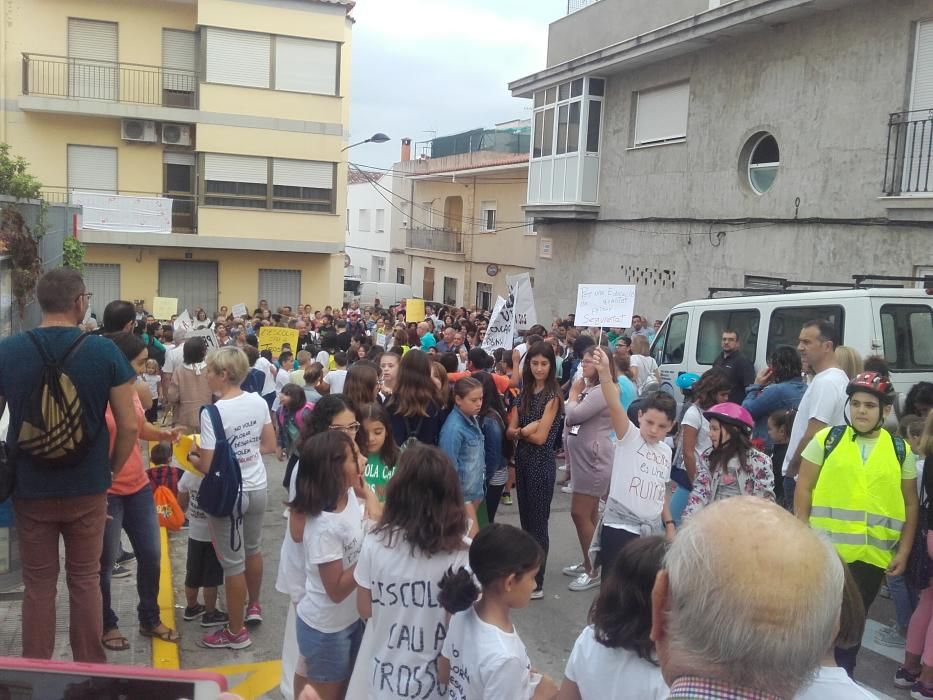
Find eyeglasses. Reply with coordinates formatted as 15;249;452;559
75;292;93;303
329;422;360;434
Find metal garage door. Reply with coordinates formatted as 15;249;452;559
258;269;301;312
158;260;218;317
82;263;121;318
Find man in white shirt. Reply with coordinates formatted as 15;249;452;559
781;319;849;510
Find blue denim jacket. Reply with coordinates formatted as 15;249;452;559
481;414;506;482
439;407;486;501
742;378;808;444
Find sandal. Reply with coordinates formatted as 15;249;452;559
102;629;130;651
140;624;179;643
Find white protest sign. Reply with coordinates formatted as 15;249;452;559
231;303;248;319
574;284;637;328
507;272;537;331
173;310;192;335
376;333;387;348
189;327;219;351
481;296;515;352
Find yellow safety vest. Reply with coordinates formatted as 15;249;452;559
809;426;906;569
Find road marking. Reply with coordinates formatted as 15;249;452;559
862;619;904;664
200;660;282;698
153;526;180;669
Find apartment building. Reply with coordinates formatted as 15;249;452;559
345;169;403;283
510;0;933;322
390;126;538;309
1;0;353;316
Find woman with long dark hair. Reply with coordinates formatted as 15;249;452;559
506;341;563;598
742;345;807;444
384;349;446;447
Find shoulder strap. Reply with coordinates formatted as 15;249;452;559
892;436;907;468
202;404;227;445
26;330;89;368
61;332;91;367
823;425;848;463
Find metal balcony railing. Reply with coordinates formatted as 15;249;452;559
23;53;198;108
41;188;197;233
406;228;463;254
883;109;933;195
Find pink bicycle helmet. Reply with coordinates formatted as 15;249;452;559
703;402;755;433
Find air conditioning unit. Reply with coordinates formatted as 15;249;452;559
161;123;192;147
121;119;157;143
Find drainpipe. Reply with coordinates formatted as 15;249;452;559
463;177;476;307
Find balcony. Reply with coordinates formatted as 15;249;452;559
406;228;463;255
41;188;197;234
880;109;933;221
22;53;198;111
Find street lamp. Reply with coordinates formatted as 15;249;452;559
341;132;391;151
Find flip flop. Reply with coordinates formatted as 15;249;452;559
102;630;130;651
140;625;180;643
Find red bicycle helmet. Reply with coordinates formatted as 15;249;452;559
846;371;895;405
703;402;755;433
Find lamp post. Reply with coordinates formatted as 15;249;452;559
341;132;390;152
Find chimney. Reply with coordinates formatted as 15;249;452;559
400;137;412;161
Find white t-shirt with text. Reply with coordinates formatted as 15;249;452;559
564;626;668;700
606;422;672;532
781;367;848;476
198;391;271;491
177;470;209;542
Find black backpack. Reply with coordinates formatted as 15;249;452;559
823;425;906;466
17;331;93;469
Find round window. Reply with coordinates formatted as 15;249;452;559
746;133;780;194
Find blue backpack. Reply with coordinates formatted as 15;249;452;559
240;367;265;394
198;404;243;551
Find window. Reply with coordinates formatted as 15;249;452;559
359;266;368;281
274;35;338;95
359;209;371;232
373;256;386;282
524;217;537;236
67;145;117;193
696;310;760;365
633;82;690;147
68;19;118;100
375;209;385;232
258;269;301;311
396;267;406;284
746;133;780;194
880;304;933;371
476;282;493;311
481;201;497;232
443;276;458;306
162;29;198;101
205;27;271;89
203;153;268;208
272;159;335;212
202;153;335;212
421;202;433;227
586;100;602;153
532;76;603;159
766;305;844;360
651;312;689;366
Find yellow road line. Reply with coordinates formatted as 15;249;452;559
153;526;180;669
200;660;282;698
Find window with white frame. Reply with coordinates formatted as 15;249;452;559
202;153;336;212
396;267;406;284
481;201;497;231
476;282;493;311
359;266;368;281
524;217;537;236
421;202;434;227
359;209;371;232
633;82;690;147
375;209;385;232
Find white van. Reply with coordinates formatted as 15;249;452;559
350;282;412;308
649;288;933;407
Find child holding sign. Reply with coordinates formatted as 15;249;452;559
592;348;676;574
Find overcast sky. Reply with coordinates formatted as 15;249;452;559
347;0;567;170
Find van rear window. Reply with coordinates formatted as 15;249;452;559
696;310;759;365
767;305;844;360
881;304;933;371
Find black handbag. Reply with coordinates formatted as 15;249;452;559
0;443;15;503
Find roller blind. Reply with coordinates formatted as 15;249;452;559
205;27;270;88
163;29;197;92
910;20;933;111
204;153;268;183
68;19;117;61
163;151;195;166
273;159;333;188
634;82;690;146
258;269;301;311
274;36;338;95
67;145;117;192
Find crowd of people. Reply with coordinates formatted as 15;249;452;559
2;268;933;700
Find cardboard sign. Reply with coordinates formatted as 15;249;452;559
152;297;178;320
507;272;537;331
481;296;514;352
231;303;248;319
405;298;425;324
376;333;387;348
173;434;201;475
189;328;219;351
574;284;637;328
258;327;299;356
173;310;192;335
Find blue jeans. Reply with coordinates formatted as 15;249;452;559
99;487;162;630
888;573;918;630
670;485;691;526
782;476;797;513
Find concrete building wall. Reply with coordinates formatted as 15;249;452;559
346;176;395;281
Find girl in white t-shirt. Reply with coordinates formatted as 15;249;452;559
290;430;381;700
560;536;668;700
438;523;559;700
348;444;471;699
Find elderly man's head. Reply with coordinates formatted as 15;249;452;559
442;327;455;343
651;497;843;698
417;322;429;337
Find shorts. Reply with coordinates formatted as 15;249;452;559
185;538;224;589
295;616;364;683
208;488;268;576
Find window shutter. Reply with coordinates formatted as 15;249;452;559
205;27;271;89
910;20;933;111
82;263;121;317
204;153;268;184
68;19;118;100
67;145;118;193
634;82;690;146
274;36;338;95
273;159;333;188
68;19;117;61
375;209;385;232
163;29;197;92
258;269;302;311
164;152;195;166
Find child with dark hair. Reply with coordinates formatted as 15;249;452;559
768;408;796;507
276;384;314;462
146;441;182;496
440;377;486;532
559;536;668;699
359;402;399;502
348;445;470;698
438;523;558;699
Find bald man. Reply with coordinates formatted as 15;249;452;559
651;497;844;699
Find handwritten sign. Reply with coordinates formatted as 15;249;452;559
574;284;636;328
173;310;192;335
189;328;219;351
231;303;248;319
405;298;425;324
152;296;178;320
481;296;514;352
507;272;537;331
258;327;299;356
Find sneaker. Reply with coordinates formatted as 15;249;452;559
245;602;263;624
201;610;230;628
912;681;933;699
558;464;568;472
116;551;136;566
183;604;206;621
560;484;573;494
500;493;512;506
530;588;544;601
874;624;906;648
569;572;601;592
896;666;920;689
111;564;132;579
199;626;251;650
562;563;586;577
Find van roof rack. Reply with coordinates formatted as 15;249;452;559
707;274;930;298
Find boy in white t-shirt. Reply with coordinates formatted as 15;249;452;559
323;351;349;395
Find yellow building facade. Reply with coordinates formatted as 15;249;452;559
0;0;352;316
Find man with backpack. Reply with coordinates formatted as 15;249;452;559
0;268;138;662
